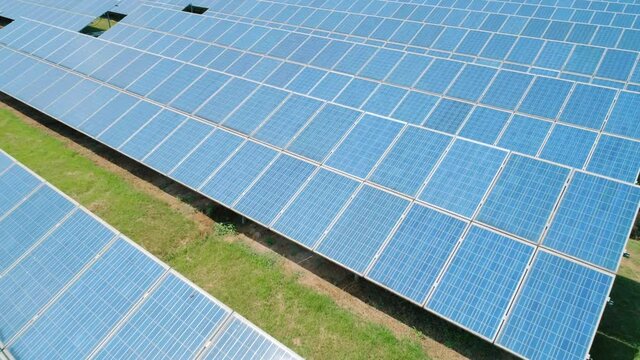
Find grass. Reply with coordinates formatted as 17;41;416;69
0;107;428;358
592;239;640;359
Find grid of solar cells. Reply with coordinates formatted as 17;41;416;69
427;226;534;340
1;5;640;358
367;204;467;304
93;273;230;360
478;155;569;242
543;172;640;271
201;316;299;360
0;152;299;360
317;185;409;273
0;211;115;344
497;251;614;360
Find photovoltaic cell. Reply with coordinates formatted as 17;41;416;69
427;226;533;340
98;101;162;149
481;71;532;110
326;115;403;178
170;130;244;189
222;86;289;135
8;239;165;360
120;110;187;160
497;115;551;156
273;169;359;248
317;185;409;274
0;186;75;273
587;135;640;183
543;172;640;271
94;273;229;360
519;77;572;119
367;204;467;304
478;155;569;242
254;95;323;148
0;211;114;343
0;165;41;216
370;127;451;196
605;91;640;139
458;107;510;144
144;119;214;174
235;155;316;225
497;251;613;360
540;125;598;169
201;316;298;360
560;85;616;130
420;140;506;218
200;141;278;206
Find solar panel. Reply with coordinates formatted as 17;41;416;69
367;204;467;304
0;151;299;360
2;4;640;357
496;251;614;360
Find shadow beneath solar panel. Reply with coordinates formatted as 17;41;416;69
14;93;636;359
591;272;640;360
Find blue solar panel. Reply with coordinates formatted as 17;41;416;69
415;59;463;94
235;155;316;225
0;152;11;173
519;77;572;119
481;71;532;110
605;91;640;139
587;135;640;183
170;71;230;114
254;95;323;148
44;79;101;120
497;115;551;156
427;226;533;340
0;210;114;343
497;251;613;360
540;125;598;169
560;84;616;130
98;101;162;149
326;115;403;178
147;64;206;104
597;50;637;81
120;110;188;160
94;273;229;360
200;141;278;206
317;185;409;274
79;93;139;137
458;107;510;144
61;86;119;128
370;126;451;196
478;155;570;242
367;204;467;304
424;99;473;134
362;85;407;117
143;119;214;174
420;140;507;218
273;169;359;248
169;129;244;189
334;78;377;108
447;64;496;101
0;186;75;273
201;316;298;360
127;58;182;96
108;54;161;89
544;172;640;271
0;165;41;216
8;239;165;359
223;86;288;135
391;91;438;125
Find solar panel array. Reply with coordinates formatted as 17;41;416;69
0;150;300;360
0;0;639;358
